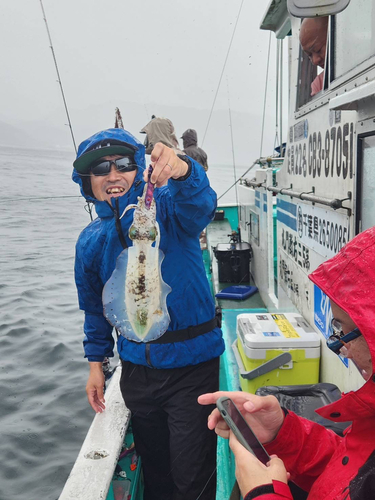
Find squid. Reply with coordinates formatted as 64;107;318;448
103;167;171;342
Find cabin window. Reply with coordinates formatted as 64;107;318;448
296;19;328;109
334;0;375;78
357;134;375;232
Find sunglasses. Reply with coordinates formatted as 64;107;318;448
90;157;138;176
326;318;362;355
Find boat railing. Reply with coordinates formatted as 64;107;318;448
58;364;131;500
267;186;352;213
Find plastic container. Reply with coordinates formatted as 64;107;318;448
214;242;251;283
232;312;320;393
214;210;225;221
215;285;258;300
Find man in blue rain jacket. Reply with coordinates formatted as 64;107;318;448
72;127;224;500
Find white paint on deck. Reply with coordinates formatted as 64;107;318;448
59;365;130;500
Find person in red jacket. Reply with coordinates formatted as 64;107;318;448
199;226;375;499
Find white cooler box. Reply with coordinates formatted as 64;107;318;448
232;312;321;393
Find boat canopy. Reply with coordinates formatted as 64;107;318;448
286;0;351;18
260;0;291;39
260;0;351;38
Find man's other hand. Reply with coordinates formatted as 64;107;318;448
86;362;106;413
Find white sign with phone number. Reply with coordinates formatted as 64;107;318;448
296;202;350;259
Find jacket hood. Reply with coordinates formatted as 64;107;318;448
309;227;375;419
72;128;146;210
140;117;181;154
181;129;198;148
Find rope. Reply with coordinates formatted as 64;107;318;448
201;0;245;147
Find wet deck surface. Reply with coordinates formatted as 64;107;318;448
206;217;268;394
207;218;268;499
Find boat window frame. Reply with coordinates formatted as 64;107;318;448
355;122;375;235
295;11;375;119
295;17;331;116
330;0;375;87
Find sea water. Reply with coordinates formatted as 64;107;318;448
0;145;248;500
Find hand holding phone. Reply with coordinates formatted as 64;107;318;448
216;396;270;465
229;437;289;498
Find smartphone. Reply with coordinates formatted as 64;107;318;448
216;397;270;465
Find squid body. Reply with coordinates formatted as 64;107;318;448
103;185;171;342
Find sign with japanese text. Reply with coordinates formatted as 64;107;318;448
296;203;350;259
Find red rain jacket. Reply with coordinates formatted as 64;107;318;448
249;227;375;499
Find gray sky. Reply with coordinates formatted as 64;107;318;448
1;0;287;164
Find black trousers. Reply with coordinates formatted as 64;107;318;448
120;357;220;500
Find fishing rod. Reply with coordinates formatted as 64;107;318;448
226;79;242;238
39;1;94;221
39;0;77;154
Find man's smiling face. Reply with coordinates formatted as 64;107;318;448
90;155;138;202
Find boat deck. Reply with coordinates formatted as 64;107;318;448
206;216;268;394
205;216;269;499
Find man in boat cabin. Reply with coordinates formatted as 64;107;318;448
199;226;375;500
72;128;224;500
299;17;328;97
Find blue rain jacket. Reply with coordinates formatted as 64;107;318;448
73;129;224;368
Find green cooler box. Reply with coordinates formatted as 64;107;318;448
232;313;320;394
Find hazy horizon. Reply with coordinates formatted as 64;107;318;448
1;0;288;165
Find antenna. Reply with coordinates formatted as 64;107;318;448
39;0;77;154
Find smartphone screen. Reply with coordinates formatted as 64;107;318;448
216;397;270;465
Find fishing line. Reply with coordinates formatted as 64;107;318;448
201;0;245;148
0;195;82;203
259;32;272;157
217;159;258;201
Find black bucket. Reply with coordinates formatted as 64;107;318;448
214;242;251;283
